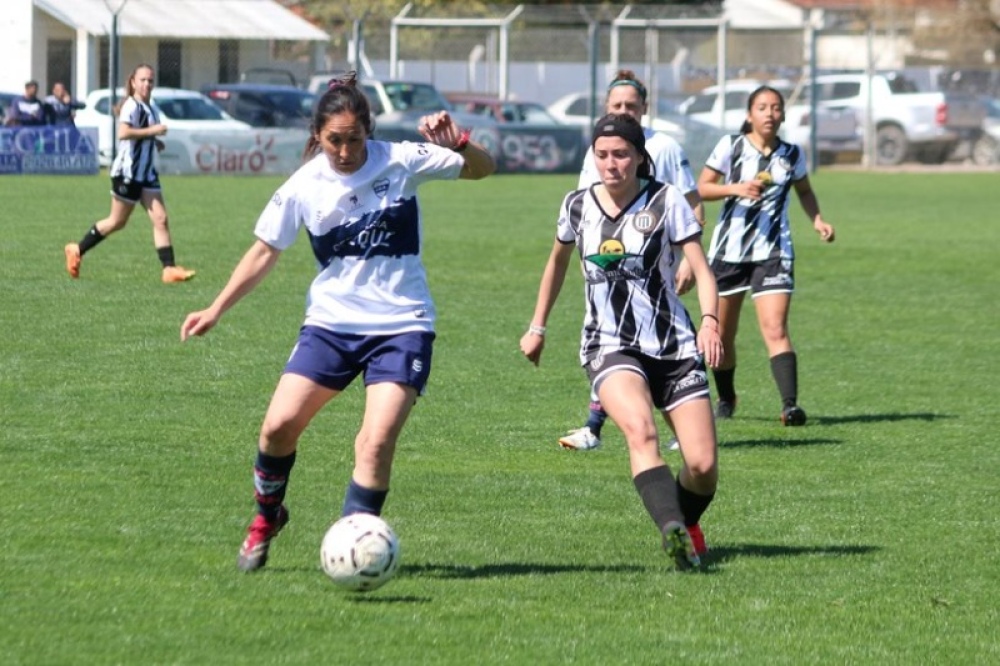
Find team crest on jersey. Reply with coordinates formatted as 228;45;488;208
777;156;792;171
373;178;390;196
631;211;656;234
412;358;423;374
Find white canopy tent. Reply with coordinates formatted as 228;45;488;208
34;0;330;41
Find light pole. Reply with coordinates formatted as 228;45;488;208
104;0;129;163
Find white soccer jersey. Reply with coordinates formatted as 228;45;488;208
557;180;704;364
578;128;697;195
110;97;160;184
254;140;464;335
704;134;807;264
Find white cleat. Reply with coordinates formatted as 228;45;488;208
558;427;601;451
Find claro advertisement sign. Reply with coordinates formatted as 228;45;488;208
2;126;584;176
156;129;311;175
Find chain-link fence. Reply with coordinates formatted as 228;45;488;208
35;1;1000;169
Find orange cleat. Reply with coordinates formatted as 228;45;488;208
64;243;81;279
162;265;196;283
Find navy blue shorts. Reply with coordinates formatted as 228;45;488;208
284;325;435;393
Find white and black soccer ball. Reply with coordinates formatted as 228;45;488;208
320;513;400;591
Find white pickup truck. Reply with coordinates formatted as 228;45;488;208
677;79;861;165
813;72;986;165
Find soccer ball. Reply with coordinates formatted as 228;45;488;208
320;513;400;591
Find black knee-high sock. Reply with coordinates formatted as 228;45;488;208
77;225;105;256
677;477;715;528
584;400;607;437
633;465;683;530
156;245;177;268
253;451;296;520
713;367;737;402
341;479;389;517
770;351;798;407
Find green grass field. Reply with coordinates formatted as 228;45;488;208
1;170;997;664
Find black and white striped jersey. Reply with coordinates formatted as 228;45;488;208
556;179;703;365
704;134;807;264
110;97;160;184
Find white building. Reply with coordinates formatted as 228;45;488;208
0;0;329;98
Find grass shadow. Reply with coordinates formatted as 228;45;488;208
403;562;647;579
811;412;953;425
721;437;842;449
702;543;880;569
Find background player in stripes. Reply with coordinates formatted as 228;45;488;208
63;64;195;284
520;113;722;569
561;69;706;453
697;85;835;426
180;72;495;572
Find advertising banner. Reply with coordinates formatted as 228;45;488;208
156;128;311;176
373;123;584;174
0;126;100;175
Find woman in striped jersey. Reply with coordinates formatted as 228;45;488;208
64;64;195;283
520;113;722;570
698;85;835;427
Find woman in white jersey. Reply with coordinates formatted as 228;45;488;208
698;85;835;427
180;72;495;572
63;64;195;283
520;114;722;571
560;70;705;454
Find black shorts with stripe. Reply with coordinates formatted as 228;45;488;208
711;257;795;297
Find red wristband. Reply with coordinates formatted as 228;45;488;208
452;129;471;153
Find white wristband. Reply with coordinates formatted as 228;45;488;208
528;324;546;336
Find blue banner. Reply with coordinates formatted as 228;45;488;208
0;126;100;175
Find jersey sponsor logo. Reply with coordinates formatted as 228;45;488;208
631;211;656;234
348;194;362;211
585;239;637;270
308;197;420;266
585;239;647;282
373;178;390;197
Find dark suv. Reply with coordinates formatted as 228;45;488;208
202;83;316;129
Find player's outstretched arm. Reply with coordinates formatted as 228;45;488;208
181;239;281;341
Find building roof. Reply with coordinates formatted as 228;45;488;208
35;0;329;41
724;0;807;29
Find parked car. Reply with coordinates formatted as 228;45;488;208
811;71;986;165
970;96;1000;166
547;91;720;168
202;83;316;128
75;87;252;165
359;78;500;157
445;93;563;125
676;79;861;165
